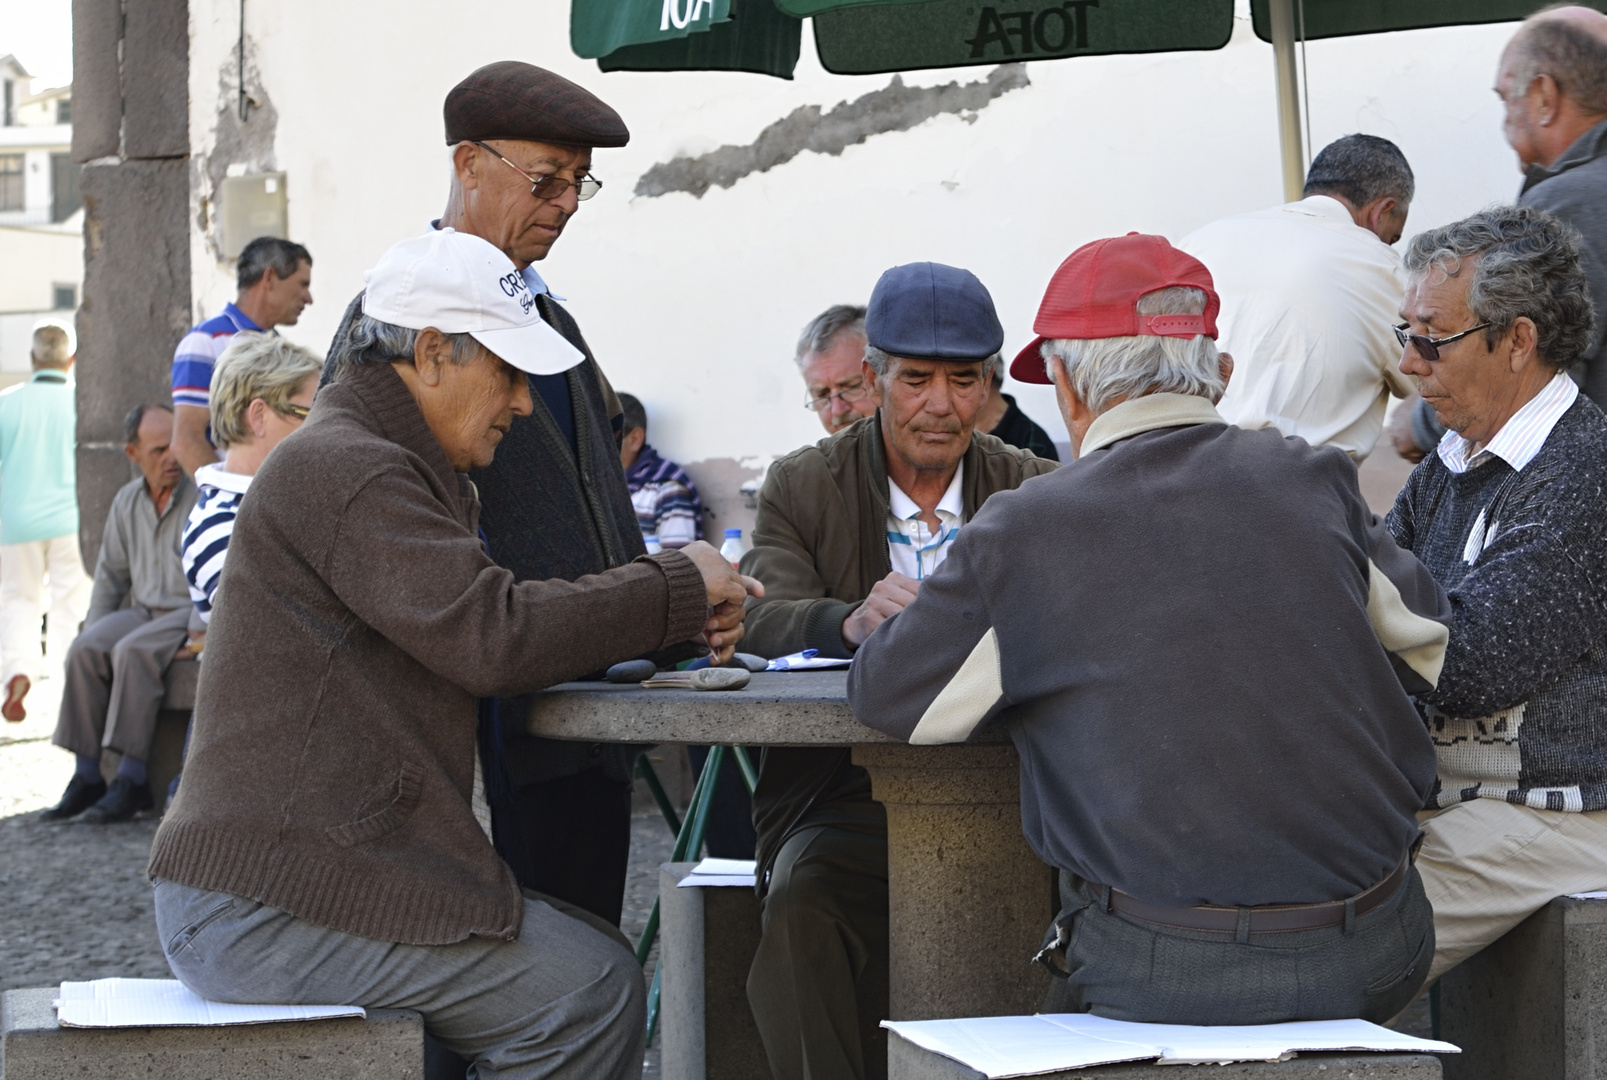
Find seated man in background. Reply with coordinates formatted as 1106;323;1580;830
42;404;197;824
975;363;1060;460
743;262;1055;1080
1387;205;1607;984
849;234;1450;1025
797;304;878;435
618;392;703;549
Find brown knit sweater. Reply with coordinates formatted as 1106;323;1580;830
148;362;709;944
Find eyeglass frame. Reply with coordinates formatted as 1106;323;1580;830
471;140;602;202
1393;321;1493;363
276;402;312;421
804;378;872;412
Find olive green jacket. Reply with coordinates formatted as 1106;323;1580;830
740;412;1057;889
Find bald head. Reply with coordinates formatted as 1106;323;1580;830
1497;6;1607;169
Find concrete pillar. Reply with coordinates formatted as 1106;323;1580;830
70;0;192;569
853;743;1054;1020
660;863;769;1080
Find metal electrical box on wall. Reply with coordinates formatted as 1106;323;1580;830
218;172;288;258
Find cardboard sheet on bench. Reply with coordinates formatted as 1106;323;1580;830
676;857;758;887
882;1014;1458;1077
56;978;365;1028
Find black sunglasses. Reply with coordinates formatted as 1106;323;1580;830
1393;321;1491;363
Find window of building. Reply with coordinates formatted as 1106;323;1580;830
52;284;76;310
50;155;81;222
2;80;12;127
0;155;23;211
56;97;70;125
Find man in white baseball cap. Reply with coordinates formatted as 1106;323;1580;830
149;228;761;1080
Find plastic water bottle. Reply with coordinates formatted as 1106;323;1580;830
643;534;663;554
719;528;746;567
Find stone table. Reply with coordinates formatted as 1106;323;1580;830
527;671;1053;1021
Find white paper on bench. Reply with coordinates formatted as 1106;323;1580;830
677;857;758;887
1568;891;1607;899
55;978;365;1028
881;1014;1459;1078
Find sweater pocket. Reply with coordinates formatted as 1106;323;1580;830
325;760;424;848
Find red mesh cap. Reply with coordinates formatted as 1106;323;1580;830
1010;233;1219;384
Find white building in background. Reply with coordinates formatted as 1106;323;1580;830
0;54;79;387
182;0;1528;527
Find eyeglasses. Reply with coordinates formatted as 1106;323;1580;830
805;380;871;412
1393;321;1492;362
276;402;311;421
473;141;602;202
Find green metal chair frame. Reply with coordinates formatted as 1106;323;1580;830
632;745;759;1044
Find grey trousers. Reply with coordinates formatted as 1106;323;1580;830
153;879;646;1080
747;823;889;1080
1040;867;1434;1025
52;607;189;761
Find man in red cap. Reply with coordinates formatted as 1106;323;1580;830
847;235;1454;1024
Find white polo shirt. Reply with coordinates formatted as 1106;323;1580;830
886;462;964;581
1180;195;1413;460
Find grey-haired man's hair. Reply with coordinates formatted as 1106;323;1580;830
1304;134;1415;208
1403;204;1595;370
31;323;71;368
123;403;173;447
237;236;312;291
862;344;998;382
334;315;484;379
1040;287;1224;415
795;304;867;369
1510;11;1607;116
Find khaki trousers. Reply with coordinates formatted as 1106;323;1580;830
1417;799;1607;983
52;606;190;761
0;535;90;684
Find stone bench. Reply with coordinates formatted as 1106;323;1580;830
1440;894;1607;1080
659;861;768;1080
0;987;424;1079
889;1033;1443;1078
94;655;198;813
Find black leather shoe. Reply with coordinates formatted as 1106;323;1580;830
76;776;153;824
39;775;107;821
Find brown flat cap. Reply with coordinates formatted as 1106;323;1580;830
444;62;629;149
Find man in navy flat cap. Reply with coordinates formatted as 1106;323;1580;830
739;263;1056;1080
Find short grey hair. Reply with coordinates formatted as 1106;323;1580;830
1304;134;1414;207
1510;12;1607;115
1403;204;1595;370
237;236;311;291
862;344;998;382
336;315;483;379
30;321;71;368
1040;287;1224;414
795;304;866;369
209;332;323;448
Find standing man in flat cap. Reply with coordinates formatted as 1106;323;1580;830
323;62;663;927
739;263;1056;1080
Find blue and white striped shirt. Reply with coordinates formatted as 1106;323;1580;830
181;464;253;624
170;303;260;410
885;462;965;581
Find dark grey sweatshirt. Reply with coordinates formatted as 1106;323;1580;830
848;394;1450;908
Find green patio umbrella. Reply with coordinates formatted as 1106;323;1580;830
571;0;734;59
598;0;802;79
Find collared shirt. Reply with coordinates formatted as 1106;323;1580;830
171;302;262;410
181;463;253;624
86;474;199;625
1180;195;1412;460
1080;392;1227;456
886;461;964;581
1436;371;1579;475
0;369;78;545
625;444;704;548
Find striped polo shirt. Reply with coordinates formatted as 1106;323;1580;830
181;464;253;624
171;302;261;410
886;460;965;581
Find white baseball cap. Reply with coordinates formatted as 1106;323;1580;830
361;228;585;376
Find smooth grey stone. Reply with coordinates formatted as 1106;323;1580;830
690;668;750;692
729;653;768;672
606;659;659;683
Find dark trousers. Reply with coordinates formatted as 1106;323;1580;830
747;822;889;1080
1040;867;1434;1025
489;768;634;928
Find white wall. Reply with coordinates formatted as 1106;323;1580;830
0;224;78;313
186;0;1525;472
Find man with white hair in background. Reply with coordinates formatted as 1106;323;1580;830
0;321;90;724
849;234;1452;1025
1181;134;1415;460
796;304;879;435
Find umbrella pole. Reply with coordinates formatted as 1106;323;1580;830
1267;0;1305;202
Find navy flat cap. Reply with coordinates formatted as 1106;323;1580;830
865;262;1004;361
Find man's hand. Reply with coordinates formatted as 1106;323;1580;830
1387;394;1428;464
841;572;920;649
678;540;765;665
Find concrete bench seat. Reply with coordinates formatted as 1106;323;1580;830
0;987;424;1079
889;1033;1443;1078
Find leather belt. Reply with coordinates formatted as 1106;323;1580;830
1100;856;1409;935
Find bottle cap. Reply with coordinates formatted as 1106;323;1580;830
724;528;742;538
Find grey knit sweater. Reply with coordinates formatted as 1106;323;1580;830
1387;395;1607;812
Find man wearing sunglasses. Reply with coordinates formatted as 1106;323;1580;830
321;63;666;932
1388;205;1607;989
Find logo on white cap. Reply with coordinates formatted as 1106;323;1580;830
361;228;585;376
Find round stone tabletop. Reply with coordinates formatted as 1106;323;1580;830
525;670;900;746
